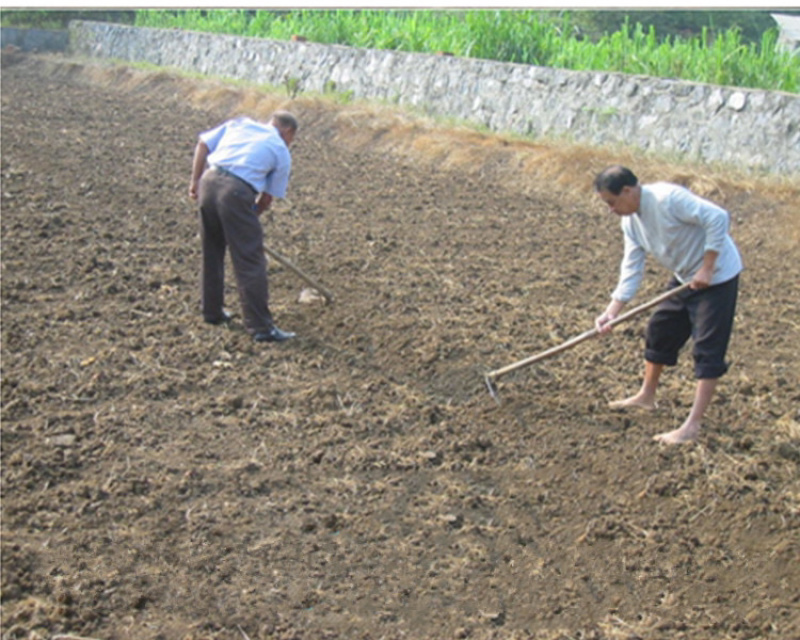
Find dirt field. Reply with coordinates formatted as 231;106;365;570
1;52;799;640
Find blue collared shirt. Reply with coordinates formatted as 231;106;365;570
200;117;291;197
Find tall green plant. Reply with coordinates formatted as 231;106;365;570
131;9;798;93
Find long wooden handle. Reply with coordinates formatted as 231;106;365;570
264;244;335;303
486;282;691;381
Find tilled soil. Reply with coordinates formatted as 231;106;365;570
1;53;799;640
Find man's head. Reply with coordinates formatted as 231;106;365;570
271;110;298;146
594;165;641;216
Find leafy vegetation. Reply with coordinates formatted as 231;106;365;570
132;9;800;93
0;9;135;30
3;9;798;93
568;10;785;46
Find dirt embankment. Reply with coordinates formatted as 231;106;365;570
2;53;799;640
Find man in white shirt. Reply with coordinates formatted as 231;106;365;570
189;111;298;343
594;165;743;444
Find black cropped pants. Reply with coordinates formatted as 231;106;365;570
644;275;739;379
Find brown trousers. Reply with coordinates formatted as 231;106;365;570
198;168;273;334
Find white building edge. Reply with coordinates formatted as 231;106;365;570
772;13;800;54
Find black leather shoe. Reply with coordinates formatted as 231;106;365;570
253;326;296;342
205;310;233;325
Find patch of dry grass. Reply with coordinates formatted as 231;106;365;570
63;57;796;241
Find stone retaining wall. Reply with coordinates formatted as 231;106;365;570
36;22;800;175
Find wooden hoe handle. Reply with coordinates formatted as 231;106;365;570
264;244;335;304
486;282;691;382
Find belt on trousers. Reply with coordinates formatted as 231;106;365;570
211;165;256;194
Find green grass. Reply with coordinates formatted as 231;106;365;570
4;9;796;93
130;10;798;94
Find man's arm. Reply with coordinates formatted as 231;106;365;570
598;224;644;333
188;140;210;201
692;249;718;289
671;188;728;287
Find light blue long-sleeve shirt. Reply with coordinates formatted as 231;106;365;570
200;117;291;198
612;183;743;303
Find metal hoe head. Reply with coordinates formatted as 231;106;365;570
484;375;501;405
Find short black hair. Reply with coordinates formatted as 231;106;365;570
594;165;638;195
271;110;299;132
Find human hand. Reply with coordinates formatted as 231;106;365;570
255;193;273;213
595;299;626;334
595;311;616;334
690;266;713;290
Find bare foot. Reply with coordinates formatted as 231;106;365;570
653;421;701;444
608;395;656;410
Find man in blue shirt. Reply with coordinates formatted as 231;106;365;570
594;165;743;444
189;111;298;343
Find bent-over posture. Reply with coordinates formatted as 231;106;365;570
189;111;298;343
594;165;743;444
